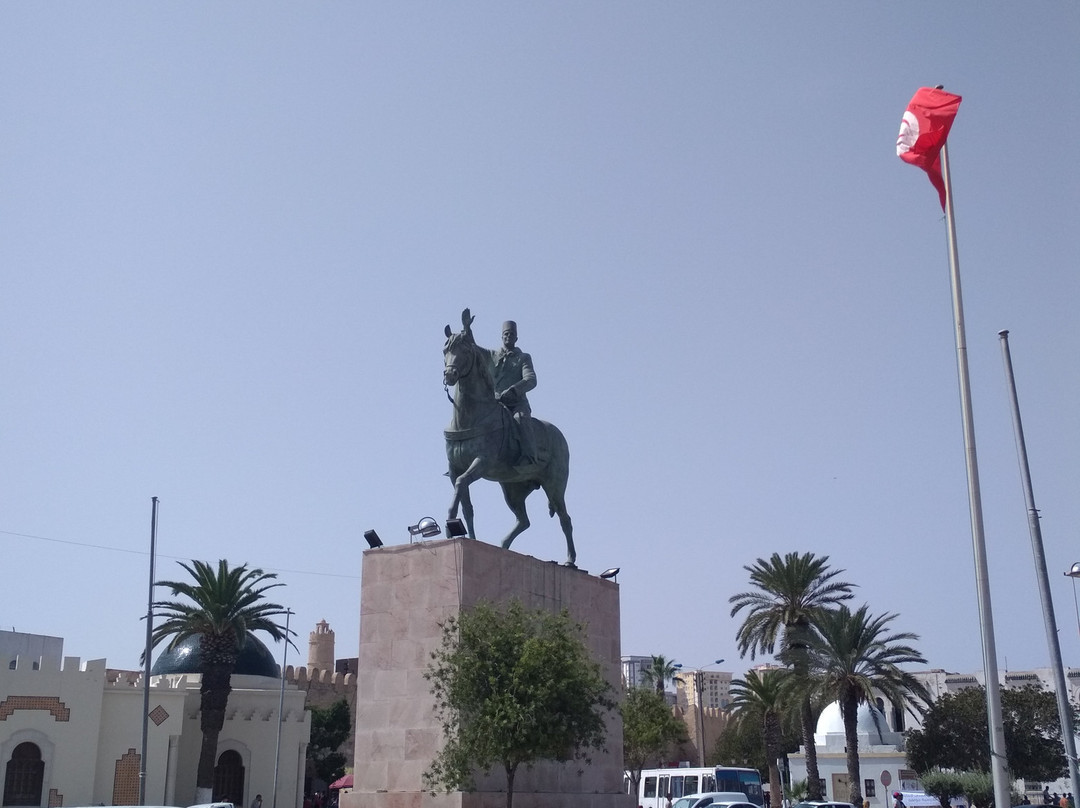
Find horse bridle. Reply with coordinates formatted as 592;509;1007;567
443;334;474;405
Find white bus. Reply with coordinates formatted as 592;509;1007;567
633;766;764;808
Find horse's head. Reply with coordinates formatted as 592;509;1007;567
442;324;475;387
443;310;494;395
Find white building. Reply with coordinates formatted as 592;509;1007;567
788;701;915;808
0;631;309;808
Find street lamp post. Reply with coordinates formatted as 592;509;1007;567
674;659;725;767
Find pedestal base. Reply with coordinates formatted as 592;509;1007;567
342;538;633;808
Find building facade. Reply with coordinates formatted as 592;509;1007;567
0;632;309;808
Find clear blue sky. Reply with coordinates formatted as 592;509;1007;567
2;4;1078;678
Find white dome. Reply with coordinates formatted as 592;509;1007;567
815;701;898;747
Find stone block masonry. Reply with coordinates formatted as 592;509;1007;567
342;537;634;808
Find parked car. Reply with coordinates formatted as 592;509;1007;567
792;802;858;808
671;793;756;808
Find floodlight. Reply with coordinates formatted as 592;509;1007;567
1066;563;1080;578
599;567;620;581
446;518;468;538
364;530;383;549
407;517;442;540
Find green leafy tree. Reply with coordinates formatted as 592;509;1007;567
640;655;680;696
807;605;929;806
729;551;855;800
906;684;1076;782
149;559;293;803
309;699;351;784
622;686;688;793
728;669;792;804
422;600;616;808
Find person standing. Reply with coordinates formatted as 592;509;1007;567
250;794;262;808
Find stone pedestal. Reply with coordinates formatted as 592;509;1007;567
342;538;633;808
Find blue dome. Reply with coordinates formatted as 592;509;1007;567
151;633;281;678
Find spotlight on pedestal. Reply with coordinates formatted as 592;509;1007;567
446;518;468;538
599;567;620;581
407;516;442;541
363;530;383;549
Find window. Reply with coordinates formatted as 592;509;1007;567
3;742;44;806
865;780;876;797
644;777;657;798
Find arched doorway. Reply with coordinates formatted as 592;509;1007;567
213;750;244;805
3;742;44;806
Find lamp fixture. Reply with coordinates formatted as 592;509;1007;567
599;567;620;581
363;530;383;549
1066;563;1080;578
446;518;469;539
407;517;442;541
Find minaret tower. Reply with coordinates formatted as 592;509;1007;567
308;619;335;669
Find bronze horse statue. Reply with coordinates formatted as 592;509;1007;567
443;309;576;566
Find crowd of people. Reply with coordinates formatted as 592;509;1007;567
1040;788;1074;808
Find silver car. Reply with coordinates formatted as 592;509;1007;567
672;795;758;808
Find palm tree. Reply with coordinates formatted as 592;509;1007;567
807;604;930;806
639;654;680;696
149;559;293;803
728;669;791;807
728;552;854;800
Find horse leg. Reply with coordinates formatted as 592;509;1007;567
460;485;476;540
541;480;576;567
499;482;533;550
448;458;485;538
559;510;576;567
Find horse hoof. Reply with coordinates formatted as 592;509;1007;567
563;561;577;569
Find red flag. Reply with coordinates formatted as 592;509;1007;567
897;87;962;209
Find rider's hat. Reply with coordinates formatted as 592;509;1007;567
502;320;518;333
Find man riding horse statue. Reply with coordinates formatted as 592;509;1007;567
443;308;576;567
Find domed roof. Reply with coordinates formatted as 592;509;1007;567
151;633;280;678
815;701;898;745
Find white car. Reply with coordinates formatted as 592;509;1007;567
672;793;756;808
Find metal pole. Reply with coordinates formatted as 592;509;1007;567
140;496;159;806
999;330;1080;801
696;671;706;767
272;608;293;808
939;140;1011;808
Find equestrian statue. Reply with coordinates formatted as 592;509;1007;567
442;308;576;567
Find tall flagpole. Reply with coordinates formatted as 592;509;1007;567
140;496;159;806
998;329;1080;802
939;140;1011;808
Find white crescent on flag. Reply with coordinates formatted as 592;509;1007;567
896;110;919;157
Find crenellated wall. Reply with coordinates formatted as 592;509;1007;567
665;704;730;767
285;664;357;765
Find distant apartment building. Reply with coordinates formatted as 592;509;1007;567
621;655;655;690
674;669;733;710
